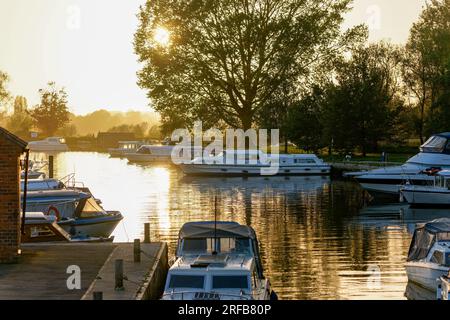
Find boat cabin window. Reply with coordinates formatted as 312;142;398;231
431;250;444;265
294;158;316;164
168;275;204;289
79;198;104;218
420;136;448;153
137;147;151;154
212;275;249;289
182;238;251;254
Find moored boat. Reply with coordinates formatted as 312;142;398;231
108;141;145;158
405;218;450;292
348;132;450;198
400;170;450;207
179;149;330;176
23;189;123;238
28;137;69;152
161;221;277;300
22;212;113;243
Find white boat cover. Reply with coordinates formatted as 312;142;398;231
179;221;256;239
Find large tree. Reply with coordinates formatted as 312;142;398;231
402;0;450;142
30;82;70;136
134;0;366;133
324;43;404;156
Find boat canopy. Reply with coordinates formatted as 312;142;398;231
407;218;450;261
179;221;257;240
420;133;450;154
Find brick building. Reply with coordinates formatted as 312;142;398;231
0;127;28;263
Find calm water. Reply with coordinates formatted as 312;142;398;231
30;152;449;300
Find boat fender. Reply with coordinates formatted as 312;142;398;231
46;205;61;221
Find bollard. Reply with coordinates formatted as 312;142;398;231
115;259;124;291
93;291;103;300
134;239;141;263
144;223;150;243
49;155;54;178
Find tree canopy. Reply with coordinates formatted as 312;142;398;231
134;0;366;133
30;82;70;136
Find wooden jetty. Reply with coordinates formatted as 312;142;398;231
0;242;168;300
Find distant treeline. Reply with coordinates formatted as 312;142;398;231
0;80;162;140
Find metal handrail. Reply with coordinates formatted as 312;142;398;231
161;290;256;300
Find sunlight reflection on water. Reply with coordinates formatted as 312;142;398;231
28;151;445;300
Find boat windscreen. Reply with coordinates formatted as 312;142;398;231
168;275;204;289
182;237;251;254
420;136;448;153
407;227;436;261
212;275;249;289
79;198;104;217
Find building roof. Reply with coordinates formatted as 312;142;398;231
0;127;28;151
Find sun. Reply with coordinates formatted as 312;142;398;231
153;27;170;47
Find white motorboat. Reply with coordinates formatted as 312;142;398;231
125;145;175;163
162;221;276;300
401;170;450;207
28;137;69;152
23;189;123;238
349;133;450;198
108;141;144;158
179;149;330;176
405;218;450;292
22;212;113;243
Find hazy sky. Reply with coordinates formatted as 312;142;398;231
0;0;427;115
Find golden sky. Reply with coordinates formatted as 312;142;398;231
0;0;427;115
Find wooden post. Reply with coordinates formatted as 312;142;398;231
115;259;124;290
93;291;103;300
134;239;141;263
144;223;150;243
48;155;54;178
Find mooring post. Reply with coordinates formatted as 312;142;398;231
144;223;150;243
134;239;141;263
48;155;54;178
115;259;124;290
93;291;103;300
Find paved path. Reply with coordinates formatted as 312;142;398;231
0;242;166;300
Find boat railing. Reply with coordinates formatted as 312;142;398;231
161;290;258;300
60;173;85;189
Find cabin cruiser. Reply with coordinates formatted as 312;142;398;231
23;190;123;238
349;133;450;198
162;221;277;300
108;141;144;158
28;137;69;152
405;218;450;291
178;149;330;176
401;170;450;207
22;212;113;243
125;145;175;163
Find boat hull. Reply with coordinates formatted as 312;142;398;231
28;145;69;152
59;212;123;238
401;188;450;208
179;163;331;176
126;154;172;163
405;262;449;291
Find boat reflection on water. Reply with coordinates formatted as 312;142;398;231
27;151;440;299
404;281;436;300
